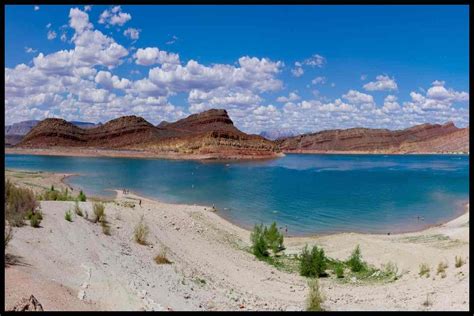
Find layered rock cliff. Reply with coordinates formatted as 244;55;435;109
16;109;280;159
277;122;469;154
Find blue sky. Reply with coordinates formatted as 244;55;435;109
5;5;469;134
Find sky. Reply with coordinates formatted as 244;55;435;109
5;5;469;134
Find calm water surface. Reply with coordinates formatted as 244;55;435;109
5;153;469;235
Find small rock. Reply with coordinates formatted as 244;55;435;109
184;294;191;299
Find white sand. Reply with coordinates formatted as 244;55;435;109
4;170;469;311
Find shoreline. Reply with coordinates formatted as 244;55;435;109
57;170;471;239
5;147;284;161
6;166;469;239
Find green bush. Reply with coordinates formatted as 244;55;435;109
78;190;87;202
346;245;366;273
5;180;39;227
299;244;327;278
334;262;344;278
93;202;105;223
306;278;324;311
250;224;269;258
29;212;42;227
250;222;285;259
65;210;73;222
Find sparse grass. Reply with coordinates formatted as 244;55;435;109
380;261;399;280
92;202;105;223
26;209;43;228
436;261;448;275
134;215;149;245
100;215;111;236
65;210;73;222
306;278;324;311
419;263;430;278
78;190;87;202
5;221;13;249
154;248;172;264
455;256;465;268
422;294;432;307
74;201;83;217
5;180;39;227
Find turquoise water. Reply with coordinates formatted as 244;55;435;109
5;154;469;235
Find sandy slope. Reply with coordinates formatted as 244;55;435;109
4;170;469;311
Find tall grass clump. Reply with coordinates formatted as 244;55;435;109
306;278;324;311
5;221;13;250
134;215;149;245
26;210;43;227
346;245;367;273
419;263;430;278
92;202;105;223
154;247;172;264
5;180;39;227
437;261;448;276
334;262;344;278
74;201;83;217
299;244;327;278
65;210;73;222
455;256;465;268
250;222;285;259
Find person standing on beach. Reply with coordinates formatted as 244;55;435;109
139;199;142;207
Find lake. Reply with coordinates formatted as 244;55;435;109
5;153;469;235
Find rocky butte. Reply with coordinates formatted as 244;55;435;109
15;109;281;160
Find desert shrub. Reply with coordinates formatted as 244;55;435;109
65;210;73;222
92;202;105;223
74;201;83;217
334;262;344;278
5;180;38;227
381;261;399;279
264;222;285;255
437;261;448;275
101;216;111;235
78;190;87;202
39;185;81;201
250;224;269;258
422;294;432;307
299;244;327;278
250;222;285;259
154;248;172;264
5;221;13;249
455;256;465;268
419;263;430;278
346;245;367;273
134;215;149;245
306;278;324;311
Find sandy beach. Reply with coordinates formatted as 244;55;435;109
4;169;469;311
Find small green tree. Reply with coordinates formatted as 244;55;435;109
300;244;327;277
250;224;269;258
65;210;73;222
347;245;366;272
78;190;87;202
264;222;284;255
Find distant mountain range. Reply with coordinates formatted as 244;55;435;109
259;129;296;141
5;109;469;157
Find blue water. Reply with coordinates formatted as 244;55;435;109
5;154;469;235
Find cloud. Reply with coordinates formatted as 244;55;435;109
84;5;92;12
24;47;37;54
276;92;300;103
360;74;367;81
95;71;131;90
34;6;40;11
47;30;57;40
382;95;400;112
291;65;304;77
46;23;52;28
99;6;131;27
134;47;180;66
363;75;398;91
302;54;326;68
342;90;375;106
166;35;178;45
69;7;93;34
311;76;326;85
124;28;140;40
